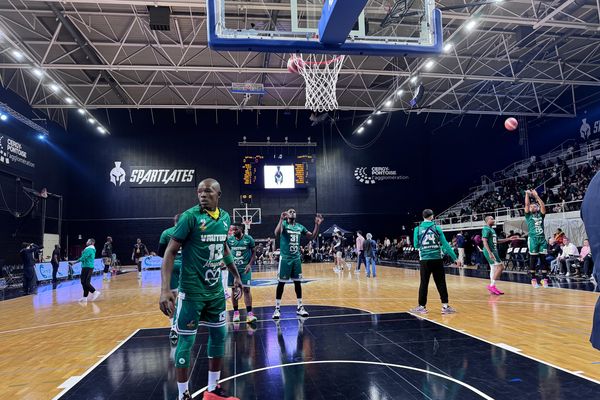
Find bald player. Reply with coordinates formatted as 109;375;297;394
160;178;243;400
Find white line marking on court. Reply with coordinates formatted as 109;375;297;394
51;329;140;400
57;376;81;389
191;360;495;400
409;312;600;385
495;343;522;352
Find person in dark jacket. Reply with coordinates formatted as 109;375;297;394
20;242;42;295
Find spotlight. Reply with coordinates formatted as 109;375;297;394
410;76;418;84
357;127;365;134
11;49;23;60
49;84;60;93
32;68;43;78
366;119;373;124
385;99;393;107
97;126;106;134
77;108;85;115
87;118;95;124
65;97;74;104
37;133;46;140
443;43;453;53
396;89;404;96
376;111;383;115
466;20;477;31
0;114;7;121
425;60;435;70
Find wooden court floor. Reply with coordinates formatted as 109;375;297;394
0;262;598;399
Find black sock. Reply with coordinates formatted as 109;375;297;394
233;305;238;311
246;305;252;313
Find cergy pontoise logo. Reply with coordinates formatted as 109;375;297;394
110;161;195;187
354;166;409;185
0;135;35;170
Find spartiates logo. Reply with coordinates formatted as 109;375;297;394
0;136;8;165
354;167;409;185
110;161;126;186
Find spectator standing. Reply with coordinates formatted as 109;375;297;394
102;236;114;281
456;232;465;267
355;231;365;274
20;242;41;295
364;233;377;278
132;238;149;279
51;244;61;283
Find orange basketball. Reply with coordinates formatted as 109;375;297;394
504;117;518;131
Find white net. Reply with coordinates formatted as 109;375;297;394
289;54;345;113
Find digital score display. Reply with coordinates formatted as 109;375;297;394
241;154;315;189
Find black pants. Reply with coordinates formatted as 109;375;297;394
80;268;96;297
22;266;36;294
51;261;59;282
356;251;365;270
418;259;449;307
584;256;595;276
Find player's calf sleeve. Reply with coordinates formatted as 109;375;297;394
529;255;538;278
294;281;302;299
489;264;496;280
174;333;196;368
207;326;226;358
275;282;285;300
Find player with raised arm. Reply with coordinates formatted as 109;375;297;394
158;214;182;344
482;216;513;295
159;179;243;400
525;189;549;288
227;222;257;323
272;208;323;320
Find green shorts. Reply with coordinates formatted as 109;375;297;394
483;249;502;265
228;268;251;287
278;257;303;282
174;292;226;335
528;236;548;255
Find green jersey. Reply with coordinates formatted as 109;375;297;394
482;225;498;253
159;226;183;271
413;220;457;261
226;234;255;269
172;206;231;300
525;211;545;239
280;220;308;259
78;245;96;269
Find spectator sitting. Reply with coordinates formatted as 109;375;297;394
553;228;566;245
547;238;562;274
580;239;594;279
558;237;580;276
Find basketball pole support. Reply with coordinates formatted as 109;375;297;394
318;0;369;45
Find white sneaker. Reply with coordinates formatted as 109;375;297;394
296;306;309;317
78;297;88;303
91;291;101;301
354;269;360;274
566;272;571;277
272;308;281;320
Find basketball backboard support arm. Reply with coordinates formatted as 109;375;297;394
318;0;369;46
207;1;444;56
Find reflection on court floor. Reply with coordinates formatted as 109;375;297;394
57;306;599;400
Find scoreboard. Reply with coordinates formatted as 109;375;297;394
241;154;316;189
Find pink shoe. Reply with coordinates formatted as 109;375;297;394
487;285;500;295
494;286;504;295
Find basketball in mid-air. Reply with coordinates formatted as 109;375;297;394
504;117;518;131
287;55;305;74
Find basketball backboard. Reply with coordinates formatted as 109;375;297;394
207;0;443;56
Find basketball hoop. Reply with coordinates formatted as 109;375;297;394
287;54;345;112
